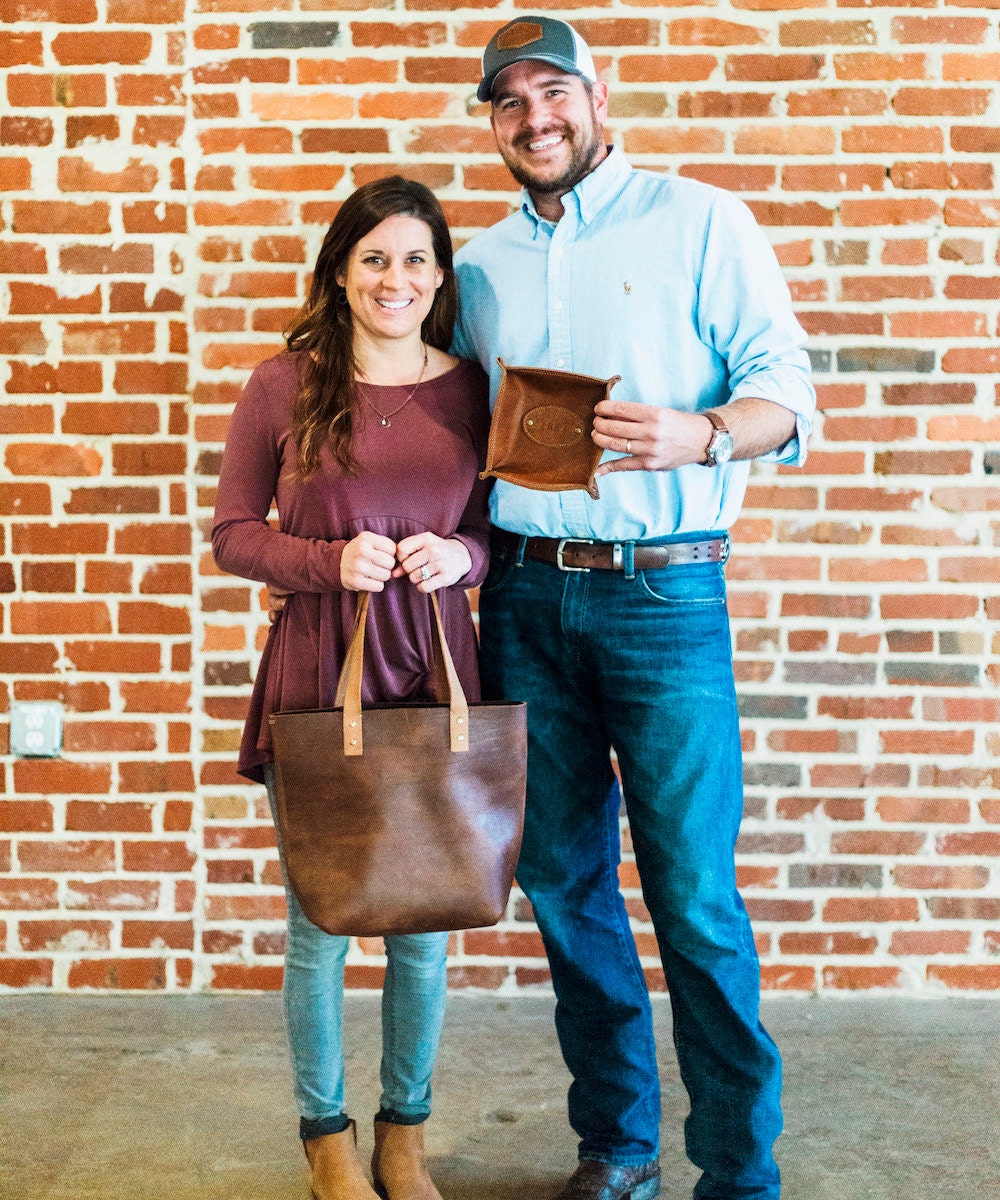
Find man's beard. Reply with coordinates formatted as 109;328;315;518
501;121;605;196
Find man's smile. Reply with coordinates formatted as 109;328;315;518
526;134;564;152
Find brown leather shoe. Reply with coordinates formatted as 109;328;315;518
549;1157;661;1200
371;1120;444;1200
304;1120;380;1200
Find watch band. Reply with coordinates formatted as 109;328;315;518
702;410;731;466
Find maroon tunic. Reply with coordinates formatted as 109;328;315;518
212;351;492;783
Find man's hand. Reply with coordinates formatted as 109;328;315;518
592;399;710;477
395;533;472;593
265;587;291;624
592;396;798;477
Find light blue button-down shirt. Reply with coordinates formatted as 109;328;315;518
453;148;816;540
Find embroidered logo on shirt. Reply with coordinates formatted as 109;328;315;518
522;406;585;447
498;22;544;50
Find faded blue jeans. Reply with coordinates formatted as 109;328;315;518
478;533;783;1200
264;765;448;1140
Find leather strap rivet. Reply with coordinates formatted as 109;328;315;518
337;590;472;755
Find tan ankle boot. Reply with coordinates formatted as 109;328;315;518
304;1120;380;1200
371;1120;444;1200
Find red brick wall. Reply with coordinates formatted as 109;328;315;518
2;3;998;995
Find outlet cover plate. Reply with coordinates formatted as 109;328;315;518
10;701;63;758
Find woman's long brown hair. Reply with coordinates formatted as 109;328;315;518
284;176;457;477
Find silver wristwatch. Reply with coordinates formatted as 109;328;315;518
701;411;735;467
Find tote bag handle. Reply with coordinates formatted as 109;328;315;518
333;591;470;757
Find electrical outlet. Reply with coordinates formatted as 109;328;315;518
10;701;63;758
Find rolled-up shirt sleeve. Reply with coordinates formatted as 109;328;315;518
698;191;816;466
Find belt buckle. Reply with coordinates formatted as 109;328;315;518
556;538;593;572
719;534;731;563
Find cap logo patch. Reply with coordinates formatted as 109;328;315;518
498;22;543;51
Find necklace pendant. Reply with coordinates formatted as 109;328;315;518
362;343;427;430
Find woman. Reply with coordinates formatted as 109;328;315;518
212;177;492;1200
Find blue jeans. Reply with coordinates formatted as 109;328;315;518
478;534;783;1200
264;766;448;1138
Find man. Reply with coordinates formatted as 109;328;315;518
452;16;816;1200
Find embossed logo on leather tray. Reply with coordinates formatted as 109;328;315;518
522;405;585;448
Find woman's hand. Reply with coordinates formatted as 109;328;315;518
341;531;398;592
395;533;472;593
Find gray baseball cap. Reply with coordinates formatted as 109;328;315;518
477;16;597;103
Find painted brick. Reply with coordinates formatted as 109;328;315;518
619;55;716;83
7;72;107;107
891;17;990;45
0;31;44;67
0;879;59;909
0;801;55;833
12;200;112;235
683;87;776;118
67;958;168;989
301;127;390;154
926;966;1000;992
669;19;768;47
822;967;902;991
250;21;339;49
114;74;183;107
0;0;97;18
107;0;182;19
0;960;55;988
18;840;116;874
726;54;823;81
926;898;1000;921
1;116;55;145
193;58;291;85
52;31;152;65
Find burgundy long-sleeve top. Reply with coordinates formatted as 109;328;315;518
212;351;493;783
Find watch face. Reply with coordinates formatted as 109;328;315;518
711;431;735;465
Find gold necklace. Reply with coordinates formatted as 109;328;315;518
361;344;428;428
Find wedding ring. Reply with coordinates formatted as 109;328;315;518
625;439;632;455
420;565;432;581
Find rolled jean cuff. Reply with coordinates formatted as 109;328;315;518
300;1113;351;1141
375;1107;429;1126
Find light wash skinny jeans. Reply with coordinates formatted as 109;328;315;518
264;765;449;1140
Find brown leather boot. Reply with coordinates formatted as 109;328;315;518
371;1120;444;1200
304;1120;380;1200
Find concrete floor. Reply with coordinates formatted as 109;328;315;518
0;995;996;1200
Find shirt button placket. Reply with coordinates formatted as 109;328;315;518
547;218;590;535
548;228;572;370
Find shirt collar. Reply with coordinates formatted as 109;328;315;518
519;146;632;233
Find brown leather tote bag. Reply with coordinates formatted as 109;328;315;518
267;591;527;937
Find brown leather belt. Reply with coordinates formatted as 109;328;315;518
493;529;730;572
